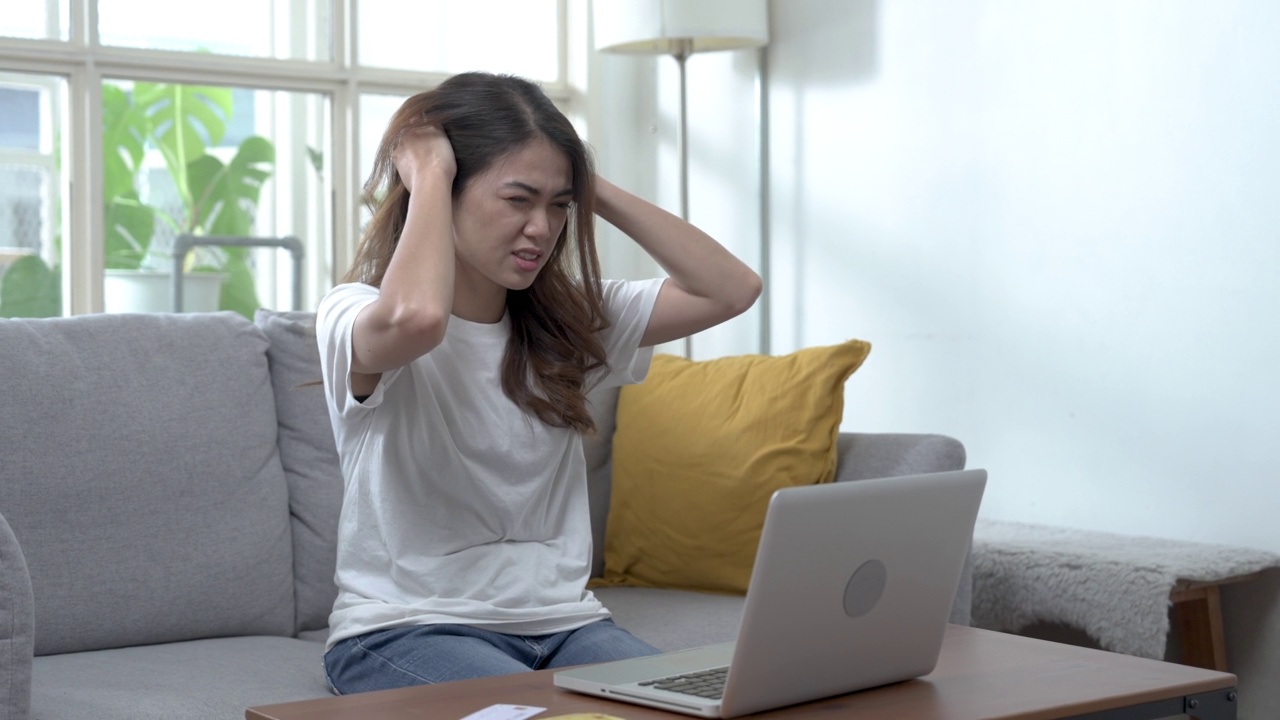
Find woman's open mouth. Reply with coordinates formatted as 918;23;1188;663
513;250;541;272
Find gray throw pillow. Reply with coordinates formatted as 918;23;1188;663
254;309;344;633
584;385;620;578
0;312;295;654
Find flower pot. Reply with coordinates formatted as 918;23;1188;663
103;269;225;314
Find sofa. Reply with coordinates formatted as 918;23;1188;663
0;310;970;720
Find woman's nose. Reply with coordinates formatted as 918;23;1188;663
525;209;550;239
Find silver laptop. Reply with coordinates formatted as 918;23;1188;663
554;469;987;718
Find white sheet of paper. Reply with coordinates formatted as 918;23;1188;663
458;703;547;720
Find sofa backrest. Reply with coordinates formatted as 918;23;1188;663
253;310;345;633
584;384;621;578
0;312;295;655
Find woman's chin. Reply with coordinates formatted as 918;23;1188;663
503;270;542;291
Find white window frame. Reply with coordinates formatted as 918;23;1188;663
0;0;572;315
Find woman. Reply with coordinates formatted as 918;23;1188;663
317;72;760;694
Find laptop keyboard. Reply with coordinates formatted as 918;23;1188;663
639;666;729;699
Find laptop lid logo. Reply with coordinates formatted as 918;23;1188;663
843;559;887;618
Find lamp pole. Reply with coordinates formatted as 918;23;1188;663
673;38;693;359
593;0;770;360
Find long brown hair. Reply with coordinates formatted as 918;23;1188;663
347;72;609;433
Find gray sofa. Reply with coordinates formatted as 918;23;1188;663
0;310;969;720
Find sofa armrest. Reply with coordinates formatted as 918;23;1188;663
834;432;966;483
0;510;33;720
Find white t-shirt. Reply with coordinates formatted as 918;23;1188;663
317;278;663;650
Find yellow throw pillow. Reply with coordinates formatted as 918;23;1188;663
595;340;871;595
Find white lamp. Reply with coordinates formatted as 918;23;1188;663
594;0;770;356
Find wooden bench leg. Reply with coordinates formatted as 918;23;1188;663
1171;584;1227;672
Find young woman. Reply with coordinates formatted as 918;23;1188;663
317;72;761;694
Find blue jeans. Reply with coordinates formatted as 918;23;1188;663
323;618;660;695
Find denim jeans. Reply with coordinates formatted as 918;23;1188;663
323;618;661;695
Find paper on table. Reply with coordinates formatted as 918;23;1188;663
458;704;546;720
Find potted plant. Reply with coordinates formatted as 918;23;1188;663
103;80;275;318
0;80;275;319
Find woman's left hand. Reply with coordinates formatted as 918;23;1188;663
593;176;762;347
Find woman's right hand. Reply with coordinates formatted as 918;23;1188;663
353;124;457;375
393;125;456;193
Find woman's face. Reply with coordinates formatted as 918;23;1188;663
450;138;573;321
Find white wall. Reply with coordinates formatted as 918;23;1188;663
582;0;765;360
589;0;1279;714
766;0;1280;547
763;0;1280;714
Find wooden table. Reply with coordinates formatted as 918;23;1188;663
246;625;1238;720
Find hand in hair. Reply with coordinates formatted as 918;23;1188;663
349;124;458;379
593;176;762;347
393;125;457;192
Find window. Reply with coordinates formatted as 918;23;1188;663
0;1;569;317
98;0;329;60
358;1;559;81
5;0;68;41
0;73;66;317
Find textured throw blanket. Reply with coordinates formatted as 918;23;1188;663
970;518;1280;659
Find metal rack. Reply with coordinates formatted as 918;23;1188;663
171;234;305;312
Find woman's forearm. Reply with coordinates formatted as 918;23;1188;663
353;168;456;372
594;176;761;316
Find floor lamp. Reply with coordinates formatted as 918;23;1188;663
593;0;770;358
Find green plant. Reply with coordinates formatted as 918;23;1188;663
0;254;61;318
0;81;276;319
103;81;275;318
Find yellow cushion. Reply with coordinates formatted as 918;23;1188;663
595;340;871;595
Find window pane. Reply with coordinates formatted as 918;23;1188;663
357;93;407;235
102;80;333;316
0;0;68;41
357;0;559;81
98;0;331;61
0;73;66;318
359;93;404;187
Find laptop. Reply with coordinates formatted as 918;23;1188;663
554;469;987;718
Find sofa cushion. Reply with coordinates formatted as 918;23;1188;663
593;587;744;652
0;312;294;654
31;636;328;720
255;310;344;633
598;341;871;594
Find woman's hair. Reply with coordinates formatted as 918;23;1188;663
348;72;609;434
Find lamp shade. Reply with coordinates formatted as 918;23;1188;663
594;0;769;55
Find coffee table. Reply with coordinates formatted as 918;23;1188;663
246;625;1238;719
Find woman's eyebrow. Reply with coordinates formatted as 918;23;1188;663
503;180;574;198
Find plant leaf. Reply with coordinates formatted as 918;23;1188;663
136;82;234;212
306;145;324;174
102;83;151;202
218;247;260;319
104;191;156;270
187;135;275;236
0;255;62;318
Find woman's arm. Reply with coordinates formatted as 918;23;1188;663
350;126;457;380
594;176;762;347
